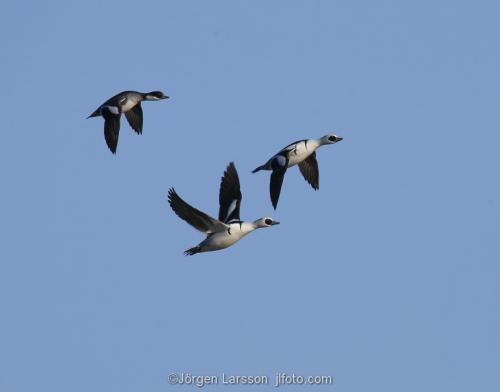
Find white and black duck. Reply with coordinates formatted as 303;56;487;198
252;133;343;209
168;162;280;255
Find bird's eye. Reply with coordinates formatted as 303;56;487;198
265;219;273;225
329;136;336;142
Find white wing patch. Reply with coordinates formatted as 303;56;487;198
225;199;237;221
103;105;120;115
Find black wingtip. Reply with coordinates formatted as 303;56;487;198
271;193;278;209
220;162;240;189
224;162;236;176
167;187;177;203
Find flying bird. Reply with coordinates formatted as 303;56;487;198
168;162;280;255
252;133;343;209
87;90;169;153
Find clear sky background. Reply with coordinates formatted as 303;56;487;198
1;1;499;391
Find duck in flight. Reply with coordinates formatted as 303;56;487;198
168;162;280;255
252;133;343;209
87;90;169;154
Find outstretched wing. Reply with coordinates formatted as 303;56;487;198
125;103;143;134
298;152;319;190
102;107;121;154
168;188;227;234
218;162;242;223
270;154;289;210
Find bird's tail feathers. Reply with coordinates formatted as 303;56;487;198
184;246;201;256
252;164;266;173
87;109;100;119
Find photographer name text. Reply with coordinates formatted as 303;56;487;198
168;372;333;387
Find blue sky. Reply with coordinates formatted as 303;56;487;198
1;1;499;391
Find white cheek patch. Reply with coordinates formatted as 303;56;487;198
274;155;287;167
104;105;120;115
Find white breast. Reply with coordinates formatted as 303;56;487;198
120;97;140;112
201;222;255;251
287;140;319;166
